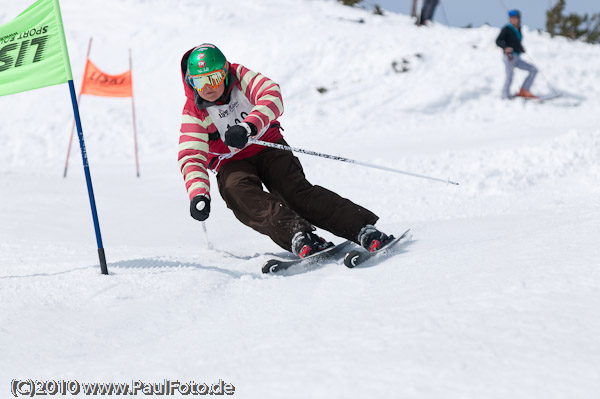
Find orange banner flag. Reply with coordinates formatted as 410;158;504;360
80;59;132;98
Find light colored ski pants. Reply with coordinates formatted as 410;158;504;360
502;53;537;99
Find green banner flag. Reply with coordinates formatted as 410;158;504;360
0;0;73;96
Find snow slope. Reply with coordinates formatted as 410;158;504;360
1;0;599;398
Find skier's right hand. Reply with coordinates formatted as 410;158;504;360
224;122;257;149
504;47;513;54
190;195;210;221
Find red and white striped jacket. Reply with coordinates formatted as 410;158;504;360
178;49;284;201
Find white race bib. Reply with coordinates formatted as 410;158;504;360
206;87;267;153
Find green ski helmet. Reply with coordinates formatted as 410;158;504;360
188;44;228;92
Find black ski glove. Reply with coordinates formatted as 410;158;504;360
224;122;257;149
190;195;210;221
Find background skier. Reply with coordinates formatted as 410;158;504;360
418;0;439;26
178;44;393;258
496;9;539;99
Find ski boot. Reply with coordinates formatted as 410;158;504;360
291;231;334;259
517;88;539;99
357;224;393;252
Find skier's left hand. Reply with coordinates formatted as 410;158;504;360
190;195;210;221
224;122;257;149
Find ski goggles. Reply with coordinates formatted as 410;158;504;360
190;66;228;92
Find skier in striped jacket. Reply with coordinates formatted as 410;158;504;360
178;44;391;258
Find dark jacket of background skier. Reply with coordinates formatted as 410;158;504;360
496;25;526;54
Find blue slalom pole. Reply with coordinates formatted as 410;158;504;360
67;79;109;275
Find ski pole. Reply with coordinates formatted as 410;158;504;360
525;53;559;95
439;1;449;26
201;221;213;249
249;139;459;185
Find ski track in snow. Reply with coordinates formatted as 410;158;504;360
1;0;600;398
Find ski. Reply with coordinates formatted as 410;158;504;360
537;92;562;103
519;92;562;103
343;229;412;268
262;240;354;274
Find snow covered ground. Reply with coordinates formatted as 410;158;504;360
1;0;599;398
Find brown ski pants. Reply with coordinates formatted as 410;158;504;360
216;140;379;252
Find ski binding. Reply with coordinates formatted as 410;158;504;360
344;229;412;268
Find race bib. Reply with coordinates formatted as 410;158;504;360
206;87;266;153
